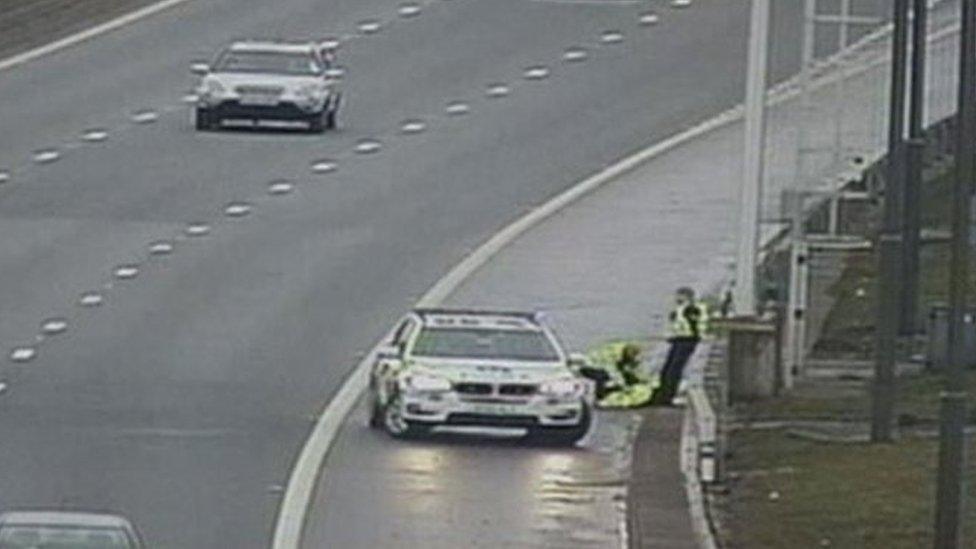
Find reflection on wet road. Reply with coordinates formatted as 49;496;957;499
303;401;642;548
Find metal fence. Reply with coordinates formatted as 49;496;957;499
760;0;963;378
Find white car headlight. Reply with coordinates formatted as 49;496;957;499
296;85;325;99
402;373;452;393
201;79;226;96
540;378;585;398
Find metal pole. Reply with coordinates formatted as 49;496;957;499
901;0;928;335
934;0;974;543
871;0;910;444
785;0;816;387
828;0;852;236
735;0;771;316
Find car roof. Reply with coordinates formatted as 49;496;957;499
0;511;132;529
412;308;543;331
228;41;318;55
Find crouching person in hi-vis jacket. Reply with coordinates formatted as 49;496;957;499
583;343;656;409
650;286;707;406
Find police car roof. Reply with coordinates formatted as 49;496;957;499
413;308;542;331
228;41;318;55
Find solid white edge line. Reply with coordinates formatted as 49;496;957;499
0;0;192;73
271;11;962;548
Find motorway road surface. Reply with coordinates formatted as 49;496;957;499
0;0;842;546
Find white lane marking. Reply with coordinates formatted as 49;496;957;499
131;110;159;124
149;241;175;255
600;30;624;44
182;93;200;104
319;37;342;50
398;3;422;17
81;129;109;142
486;83;511;98
41;318;69;335
639;12;660;25
325;66;346;79
113;264;140;280
224;201;253;217
354;139;382;154
523;66;550;80
32;149;61;164
357;20;382;34
9;347;37;363
311;160;338;174
184;222;211;236
400;119;427;134
445;101;471;115
0;0;192;74
671;0;692;7
78;291;105;307
562;47;588;62
268;180;295;195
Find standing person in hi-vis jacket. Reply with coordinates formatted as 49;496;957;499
650;287;707;406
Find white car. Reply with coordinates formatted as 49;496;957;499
0;511;144;548
369;308;595;444
191;40;343;133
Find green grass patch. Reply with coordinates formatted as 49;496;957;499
739;371;976;424
813;169;976;360
723;430;976;549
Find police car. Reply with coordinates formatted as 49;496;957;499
368;308;595;444
191;40;343;133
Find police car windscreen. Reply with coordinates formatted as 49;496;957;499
411;328;560;362
214;51;322;76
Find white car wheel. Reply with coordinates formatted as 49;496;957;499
383;395;418;438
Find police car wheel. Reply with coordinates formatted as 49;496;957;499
528;407;591;446
368;395;384;429
382;395;429;439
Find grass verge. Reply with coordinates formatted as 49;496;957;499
721;430;976;549
719;164;976;548
813;168;976;360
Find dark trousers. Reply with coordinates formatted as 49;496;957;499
652;338;699;405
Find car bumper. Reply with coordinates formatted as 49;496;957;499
398;393;588;428
201;100;322;120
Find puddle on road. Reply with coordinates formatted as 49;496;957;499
528;412;641;548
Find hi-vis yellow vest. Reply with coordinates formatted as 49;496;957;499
669;301;709;339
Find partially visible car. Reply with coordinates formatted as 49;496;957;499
0;511;143;549
368;308;595;445
191;40;343;133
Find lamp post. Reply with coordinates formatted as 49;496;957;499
933;0;974;544
871;0;911;444
735;0;771;316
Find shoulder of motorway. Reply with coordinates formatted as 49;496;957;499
290;5;928;543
